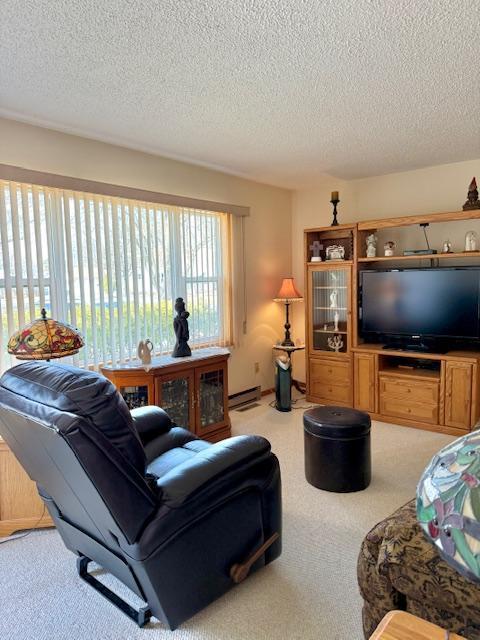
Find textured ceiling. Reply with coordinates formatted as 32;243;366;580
1;0;479;188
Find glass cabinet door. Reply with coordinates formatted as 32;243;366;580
195;365;226;435
118;377;154;410
309;266;350;354
156;372;194;431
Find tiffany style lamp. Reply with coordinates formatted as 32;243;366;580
8;308;84;361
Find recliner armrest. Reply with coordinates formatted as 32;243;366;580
131;406;172;445
156;435;271;507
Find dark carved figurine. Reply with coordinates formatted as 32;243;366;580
463;177;480;211
172;297;191;357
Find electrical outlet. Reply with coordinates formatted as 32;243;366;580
254;362;260;374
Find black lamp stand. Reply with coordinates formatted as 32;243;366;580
281;300;295;347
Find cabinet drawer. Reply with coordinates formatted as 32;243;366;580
380;397;438;424
310;381;351;404
311;359;350;385
379;375;439;404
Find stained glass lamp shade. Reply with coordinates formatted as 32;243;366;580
8;309;84;361
417;431;480;582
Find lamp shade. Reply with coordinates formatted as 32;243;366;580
274;278;303;301
8;308;84;360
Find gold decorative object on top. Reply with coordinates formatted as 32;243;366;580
8;308;84;361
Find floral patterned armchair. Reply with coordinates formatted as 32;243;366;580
357;499;480;640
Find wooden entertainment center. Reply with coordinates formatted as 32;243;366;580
304;210;480;436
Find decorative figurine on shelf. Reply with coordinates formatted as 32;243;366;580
309;240;323;262
465;230;478;252
441;239;453;253
384;240;396;257
330;191;340;226
334;311;339;332
172;297;192;357
462;177;480;211
327;334;343;352
366;233;377;258
329;289;338;308
326;245;345;261
137;339;153;367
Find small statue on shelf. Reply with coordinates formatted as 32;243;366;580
441;239;452;254
329;289;338;308
463;177;480;211
366;233;377;258
172;297;192;357
465;230;478;252
384;241;396;257
137;339;153;367
309;240;323;262
333;311;339;332
327;334;343;352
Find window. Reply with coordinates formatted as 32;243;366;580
0;180;232;372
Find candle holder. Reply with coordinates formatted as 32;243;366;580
330;197;340;226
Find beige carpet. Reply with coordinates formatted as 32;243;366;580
0;394;454;640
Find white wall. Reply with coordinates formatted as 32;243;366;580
292;159;480;381
3;116;479;391
0;118;292;394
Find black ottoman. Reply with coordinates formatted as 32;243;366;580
303;406;371;492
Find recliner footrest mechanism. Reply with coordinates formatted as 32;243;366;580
230;532;280;584
76;556;152;627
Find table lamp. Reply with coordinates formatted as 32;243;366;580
8;308;84;361
274;278;303;346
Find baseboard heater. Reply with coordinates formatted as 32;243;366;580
228;386;261;409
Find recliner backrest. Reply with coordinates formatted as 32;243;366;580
0;362;157;544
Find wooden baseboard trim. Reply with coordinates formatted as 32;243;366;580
261;387;275;396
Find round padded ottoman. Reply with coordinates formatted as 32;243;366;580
303;405;371;492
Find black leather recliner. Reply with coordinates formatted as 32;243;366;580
0;362;281;629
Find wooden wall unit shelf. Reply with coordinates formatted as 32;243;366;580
358;209;480;230
101;347;231;443
358;251;480;263
305;211;480;436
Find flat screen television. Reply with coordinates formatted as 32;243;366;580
359;268;480;350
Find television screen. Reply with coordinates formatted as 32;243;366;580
360;268;480;339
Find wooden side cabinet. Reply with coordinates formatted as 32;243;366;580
444;361;474;430
354;353;376;413
0;438;53;537
102;347;231;442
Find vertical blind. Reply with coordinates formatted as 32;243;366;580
0;180;232;372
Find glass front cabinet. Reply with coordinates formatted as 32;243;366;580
156;371;195;431
304;223;355;407
101;349;231;442
118;377;155;410
195;364;227;437
307;264;352;356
